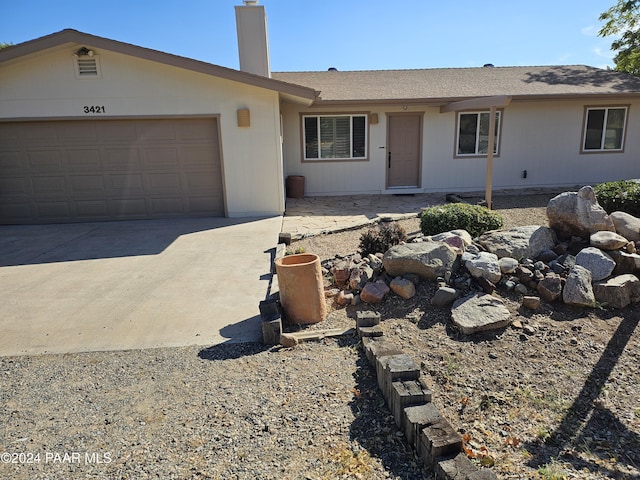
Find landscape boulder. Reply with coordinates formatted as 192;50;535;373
522;295;541;310
390;277;416;299
383;242;457;279
367;254;384;273
451;293;511;334
537;274;564;302
498;257;519;274
563;265;596;307
464;252;502;284
349;264;374;290
430;286;460;307
476;225;556;260
609;250;640;275
331;261;352;286
336;290;354;306
546;186;615;239
360;281;390;303
424;230;473;254
590;231;629;251
593;274;640;309
575;247;616;281
610;211;640;242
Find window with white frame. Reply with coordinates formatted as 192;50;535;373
303;114;367;160
456;111;501;156
582;106;627;152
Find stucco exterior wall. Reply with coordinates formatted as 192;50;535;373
281;99;640;196
0;44;285;217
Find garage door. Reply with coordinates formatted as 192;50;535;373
0;118;224;224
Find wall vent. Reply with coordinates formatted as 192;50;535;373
74;56;101;78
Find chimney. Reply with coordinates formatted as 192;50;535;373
235;0;271;77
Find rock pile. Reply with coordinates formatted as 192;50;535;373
322;186;640;334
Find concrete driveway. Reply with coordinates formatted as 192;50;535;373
0;216;281;356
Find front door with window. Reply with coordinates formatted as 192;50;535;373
387;114;421;188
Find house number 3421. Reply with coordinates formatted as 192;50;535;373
83;105;105;113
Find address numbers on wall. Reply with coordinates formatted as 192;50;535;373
83;106;106;114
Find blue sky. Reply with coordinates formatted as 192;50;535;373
1;0;617;72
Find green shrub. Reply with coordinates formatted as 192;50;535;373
594;180;640;217
359;222;407;256
420;203;503;238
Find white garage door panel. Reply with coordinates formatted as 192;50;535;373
0;118;224;224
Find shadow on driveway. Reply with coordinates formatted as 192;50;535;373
0;217;260;266
0;216;282;355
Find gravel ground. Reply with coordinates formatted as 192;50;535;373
2;193;639;480
294;193;640;479
1;341;426;480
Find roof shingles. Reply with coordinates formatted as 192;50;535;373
273;65;640;104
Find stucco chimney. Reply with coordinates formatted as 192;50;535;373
235;0;271;77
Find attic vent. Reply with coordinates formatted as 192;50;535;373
74;55;101;78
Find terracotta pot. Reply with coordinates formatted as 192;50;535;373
275;253;326;324
286;175;305;199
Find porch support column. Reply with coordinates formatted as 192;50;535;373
485;106;497;209
441;95;511;210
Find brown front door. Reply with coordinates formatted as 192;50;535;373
387;114;421;188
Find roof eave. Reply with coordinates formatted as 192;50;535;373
306;91;640;107
0;29;319;102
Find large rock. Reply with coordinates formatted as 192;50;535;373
593;274;640;309
465;252;502;284
575;247;616;281
563;265;596;307
390;276;416;299
349;264;374;290
451;293;511;334
609;250;640;275
360;281;390;303
498;257;519;274
476;225;556;260
425;230;473;254
383;242;457;279
331;261;352;287
590;231;629;251
430;286;460;306
610;211;640;242
546;186;615;239
537;274;564;302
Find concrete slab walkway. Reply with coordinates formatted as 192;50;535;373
281;193;445;240
0;216;282;356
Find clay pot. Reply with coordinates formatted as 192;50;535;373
285;175;305;199
275;253;327;324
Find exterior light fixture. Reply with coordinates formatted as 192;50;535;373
237;108;251;127
369;113;379;124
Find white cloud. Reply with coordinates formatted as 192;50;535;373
581;25;598;36
593;46;611;58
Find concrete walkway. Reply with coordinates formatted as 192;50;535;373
281;187;569;240
0;216;282;356
282;193;445;240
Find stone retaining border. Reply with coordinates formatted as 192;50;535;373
265;245;497;478
356;311;498;480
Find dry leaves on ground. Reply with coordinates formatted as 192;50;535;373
294;194;640;479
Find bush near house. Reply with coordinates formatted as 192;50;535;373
420;203;504;238
594;180;640;217
359;222;407;256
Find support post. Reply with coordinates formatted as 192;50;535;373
485;106;497;210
